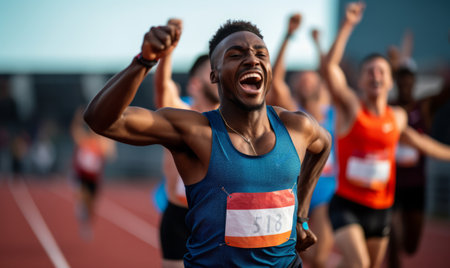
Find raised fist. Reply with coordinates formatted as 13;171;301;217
140;21;182;61
345;2;365;26
287;13;302;37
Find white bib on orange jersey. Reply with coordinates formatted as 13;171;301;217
76;148;102;174
346;151;391;190
224;189;295;248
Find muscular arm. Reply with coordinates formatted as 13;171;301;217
265;13;300;111
84;24;184;146
294;113;332;251
324;2;364;119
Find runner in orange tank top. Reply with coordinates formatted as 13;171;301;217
71;107;116;239
324;2;450;267
336;105;399;209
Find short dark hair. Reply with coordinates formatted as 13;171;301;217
209;20;263;58
189;54;209;79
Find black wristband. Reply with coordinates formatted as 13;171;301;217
297;216;309;223
135;53;158;69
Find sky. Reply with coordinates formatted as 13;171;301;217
0;0;337;73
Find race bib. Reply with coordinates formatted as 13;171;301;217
224;189;295;248
346;151;391;190
76;148;102;174
396;143;420;167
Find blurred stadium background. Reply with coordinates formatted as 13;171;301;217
1;0;449;220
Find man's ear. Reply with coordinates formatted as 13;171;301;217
210;70;218;84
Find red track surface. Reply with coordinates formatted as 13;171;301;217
1;176;449;268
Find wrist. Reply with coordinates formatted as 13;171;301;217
135;53;158;69
342;21;356;28
297;216;309;231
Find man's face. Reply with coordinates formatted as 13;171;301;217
358;57;393;99
292;71;321;104
210;31;272;111
396;71;415;101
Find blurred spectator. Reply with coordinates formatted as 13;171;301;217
0;75;20;176
29;119;57;176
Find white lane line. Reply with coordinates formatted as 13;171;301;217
9;180;71;268
50;187;160;249
98;198;160;249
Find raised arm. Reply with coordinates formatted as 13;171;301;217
324;2;364;115
311;28;326;76
400;29;414;63
83;23;182;146
265;13;301;111
154;18;190;110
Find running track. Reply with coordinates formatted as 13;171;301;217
1;176;449;268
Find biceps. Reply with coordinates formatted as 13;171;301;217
104;107;180;146
326;65;357;108
307;127;331;155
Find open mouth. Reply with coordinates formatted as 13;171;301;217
239;72;263;93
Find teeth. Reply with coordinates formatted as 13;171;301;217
240;73;262;82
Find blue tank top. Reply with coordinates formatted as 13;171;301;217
320;106;336;179
184;106;301;267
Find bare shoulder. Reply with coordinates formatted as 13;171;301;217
390;105;407;133
271;106;330;158
158;107;211;133
157;107;212;148
272;106;318;135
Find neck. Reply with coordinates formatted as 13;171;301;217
362;96;388;116
219;103;269;138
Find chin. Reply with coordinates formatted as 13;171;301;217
234;99;265;112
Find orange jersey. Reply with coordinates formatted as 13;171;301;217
336;106;400;209
73;137;106;180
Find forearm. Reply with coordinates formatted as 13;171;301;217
84;58;151;133
401;126;450;161
267;35;297;110
324;21;358;109
272;35;289;84
297;137;331;218
327;22;354;66
154;52;177;108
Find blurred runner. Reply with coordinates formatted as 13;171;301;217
70;107;116;239
324;2;450;267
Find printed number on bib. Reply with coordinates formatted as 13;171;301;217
224;189;295;248
346;151;391;190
